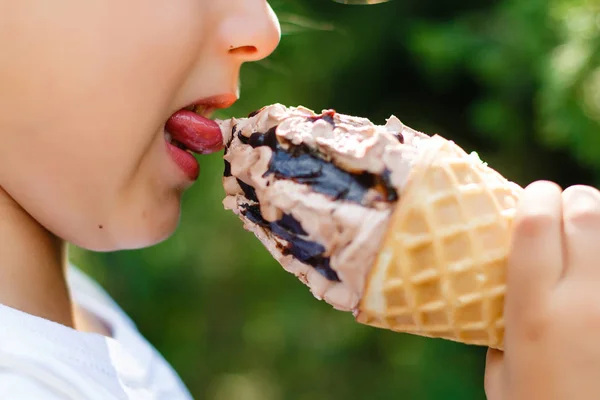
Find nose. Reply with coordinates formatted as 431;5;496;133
220;2;281;63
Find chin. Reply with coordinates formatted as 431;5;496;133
121;204;182;251
74;200;182;252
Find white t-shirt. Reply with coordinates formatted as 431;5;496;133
0;265;194;399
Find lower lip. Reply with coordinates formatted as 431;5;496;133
165;135;200;181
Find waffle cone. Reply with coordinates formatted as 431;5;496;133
355;135;523;349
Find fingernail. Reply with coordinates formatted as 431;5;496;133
564;186;600;217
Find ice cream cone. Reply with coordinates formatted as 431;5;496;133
220;105;525;349
355;135;523;350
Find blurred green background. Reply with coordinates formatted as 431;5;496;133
70;0;600;398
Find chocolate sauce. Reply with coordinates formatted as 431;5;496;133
248;127;278;148
276;213;308;236
225;126;237;153
308;110;336;127
248;107;267;118
239;125;398;204
380;170;398;201
228;115;401;282
240;204;341;282
240;204;266;226
283;248;339;282
394;132;405;144
237;179;259;202
224;160;232;177
237;130;249;145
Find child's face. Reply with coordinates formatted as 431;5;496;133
0;0;280;251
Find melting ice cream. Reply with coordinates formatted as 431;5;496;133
219;104;430;311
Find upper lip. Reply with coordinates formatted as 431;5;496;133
183;93;238;117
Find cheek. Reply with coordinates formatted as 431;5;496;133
0;136;182;251
0;0;206;250
0;0;206;180
1;0;206;155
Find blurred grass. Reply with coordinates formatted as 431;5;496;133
70;0;600;398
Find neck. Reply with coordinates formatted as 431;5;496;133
0;187;74;328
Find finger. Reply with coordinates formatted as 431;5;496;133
484;348;504;400
506;181;564;309
562;185;600;279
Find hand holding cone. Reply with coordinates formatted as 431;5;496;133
220;105;523;349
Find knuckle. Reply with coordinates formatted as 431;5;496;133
557;285;600;331
513;306;553;343
513;210;557;236
566;209;600;228
523;316;550;343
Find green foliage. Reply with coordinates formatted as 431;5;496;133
70;0;600;398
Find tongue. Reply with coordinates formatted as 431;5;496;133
166;110;224;154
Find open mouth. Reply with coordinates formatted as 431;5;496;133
164;105;225;154
164;131;193;153
164;94;238;181
163;101;231;181
184;104;215;116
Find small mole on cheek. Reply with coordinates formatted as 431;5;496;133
98;225;103;229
